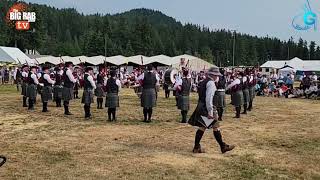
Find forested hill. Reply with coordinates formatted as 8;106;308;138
1;0;320;66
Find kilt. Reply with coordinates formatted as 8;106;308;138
231;90;243;107
178;95;190;111
53;85;63;99
21;82;28;96
81;89;94;105
141;88;156;108
248;86;255;101
41;86;53;102
105;93;119;108
242;88;250;104
62;87;74;101
188;101;219;129
94;84;105;98
27;84;37;100
214;91;226;108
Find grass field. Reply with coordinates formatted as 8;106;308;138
0;85;320;180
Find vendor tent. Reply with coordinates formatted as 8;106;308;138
278;66;296;77
0;46;33;64
36;56;62;65
85;56;105;66
107;55;127;66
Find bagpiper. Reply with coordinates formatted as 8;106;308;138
188;67;235;154
40;66;55;112
248;69;257;111
82;67;96;119
62;62;76;115
214;68;227;121
105;70;121;121
95;67;106;109
137;65;159;123
27;66;39;110
21;64;29;107
73;69;80;99
227;71;244;118
53;65;63;107
175;68;191;123
241;71;250;115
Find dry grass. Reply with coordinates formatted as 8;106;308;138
0;85;320;180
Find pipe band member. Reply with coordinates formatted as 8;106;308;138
242;71;250;115
40;66;55;112
174;68;191;123
95;67;106;109
27;66;39;110
62;62;76;115
227;72;244;119
53;65;64;107
82;67;96;119
189;67;235;154
248;70;257;111
21;64;29;107
105;70;121;121
137;65;159;123
214;68;227;121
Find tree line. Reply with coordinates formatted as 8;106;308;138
1;0;320;66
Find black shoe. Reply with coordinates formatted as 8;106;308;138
221;144;235;154
241;112;247;114
65;112;73;115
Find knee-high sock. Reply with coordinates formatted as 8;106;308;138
243;104;247;114
28;99;33;109
213;130;225;148
148;108;153;120
108;108;112;120
143;108;148;121
64;101;69;114
236;106;241;118
181;110;187;122
248;101;253;110
112;108;116;120
42;102;47;112
217;108;223;120
194;129;204;148
23;96;27;106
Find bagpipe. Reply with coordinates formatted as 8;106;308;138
0;155;6;167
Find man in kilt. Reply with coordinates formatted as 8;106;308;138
39;66;55;112
62;62;77;115
105;70;121;121
95;68;106;109
227;72;244;119
174;68;191;123
21;64;29;107
137;65;159;123
214;68;227;121
27;66;39;110
241;71;250;115
189;67;235;154
82;67;96;119
53;66;63;107
248;69;257;111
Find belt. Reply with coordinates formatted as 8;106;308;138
217;89;225;92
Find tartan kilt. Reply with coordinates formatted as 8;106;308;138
232;90;243;107
178;95;190;111
141;88;156;108
27;84;37;100
214;91;226;108
41;86;53;102
188;101;219;129
242;88;250;104
21;82;28;96
249;86;256;100
62;87;74;101
82;89;94;104
105;93;119;108
94;84;105;98
53;85;63;99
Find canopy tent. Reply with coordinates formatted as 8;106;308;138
278;66;296;77
61;56;87;65
85;56;105;66
107;55;127;66
261;57;320;72
126;55;149;66
36;56;62;65
0;46;34;65
147;55;173;66
171;54;214;71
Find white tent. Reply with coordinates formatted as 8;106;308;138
171;54;214;71
126;55;149;65
0;46;33;65
278;66;296;77
148;55;173;66
261;57;320;72
85;56;105;66
107;55;127;66
61;56;87;65
36;56;62;65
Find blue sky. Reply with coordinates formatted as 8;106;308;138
24;0;320;44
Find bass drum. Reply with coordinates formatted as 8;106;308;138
164;68;178;85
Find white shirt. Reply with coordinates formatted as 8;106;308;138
22;71;28;78
30;73;39;85
85;73;97;89
311;75;317;81
243;76;247;83
206;80;217;117
66;68;76;83
137;71;160;83
226;79;240;90
173;77;182;90
43;73;55;85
